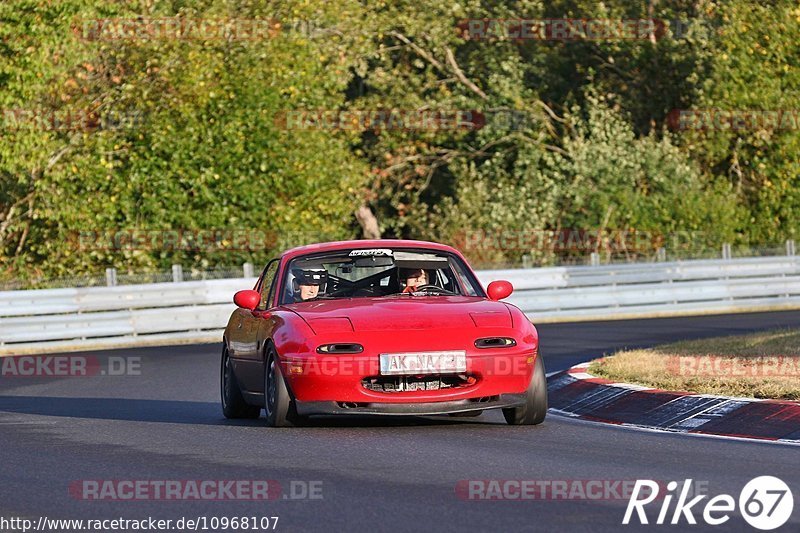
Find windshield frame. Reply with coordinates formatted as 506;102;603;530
277;247;486;305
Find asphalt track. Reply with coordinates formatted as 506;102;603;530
1;310;799;532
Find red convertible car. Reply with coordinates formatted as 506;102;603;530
221;240;547;426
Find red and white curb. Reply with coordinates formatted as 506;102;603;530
548;362;800;445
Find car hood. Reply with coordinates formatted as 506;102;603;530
285;296;513;333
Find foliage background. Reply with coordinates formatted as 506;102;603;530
0;0;797;281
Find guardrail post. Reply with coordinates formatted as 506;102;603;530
657;247;666;262
105;268;117;287
522;255;532;269
172;264;183;283
590;252;600;266
722;243;732;260
243;262;254;278
787;240;796;256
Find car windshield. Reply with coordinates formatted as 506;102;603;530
281;248;484;303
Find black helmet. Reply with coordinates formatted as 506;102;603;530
399;268;427;280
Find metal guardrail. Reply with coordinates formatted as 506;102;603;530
2;256;800;353
476;256;800;321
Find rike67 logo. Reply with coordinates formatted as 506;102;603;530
624;477;794;530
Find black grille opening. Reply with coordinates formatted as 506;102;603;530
362;374;477;392
471;395;499;403
337;402;367;409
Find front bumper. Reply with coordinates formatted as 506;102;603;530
282;350;536;404
295;393;526;416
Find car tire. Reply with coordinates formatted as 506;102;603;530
503;354;547;426
264;344;306;427
221;344;261;419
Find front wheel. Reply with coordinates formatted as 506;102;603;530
221;345;261;419
264;345;306;427
503;354;548;425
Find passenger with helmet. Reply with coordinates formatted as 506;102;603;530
292;268;328;302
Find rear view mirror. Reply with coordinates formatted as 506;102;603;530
353;256;394;268
233;289;260;310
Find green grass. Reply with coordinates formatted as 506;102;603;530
588;329;800;400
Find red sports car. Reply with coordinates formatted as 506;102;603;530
221;240;547;426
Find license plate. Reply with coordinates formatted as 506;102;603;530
379;350;466;375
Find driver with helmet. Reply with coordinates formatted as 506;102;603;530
292;268;328;302
400;268;429;293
